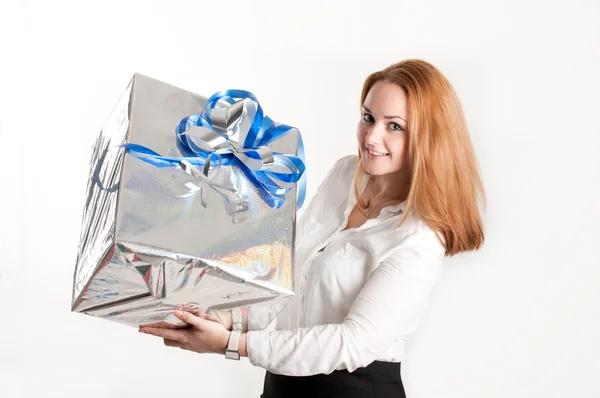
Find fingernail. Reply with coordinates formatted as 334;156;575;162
174;309;182;317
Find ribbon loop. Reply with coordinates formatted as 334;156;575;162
122;89;306;209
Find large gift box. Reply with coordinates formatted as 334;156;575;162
71;73;305;328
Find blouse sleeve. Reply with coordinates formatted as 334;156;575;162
246;228;445;376
247;302;287;331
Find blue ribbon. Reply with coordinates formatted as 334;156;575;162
120;90;306;210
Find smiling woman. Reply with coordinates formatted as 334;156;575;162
140;59;486;398
355;60;485;255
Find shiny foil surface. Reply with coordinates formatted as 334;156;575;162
72;74;296;328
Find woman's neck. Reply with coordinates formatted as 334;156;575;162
367;169;411;205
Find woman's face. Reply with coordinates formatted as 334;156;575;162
357;81;409;176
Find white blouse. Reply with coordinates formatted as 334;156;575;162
246;155;446;376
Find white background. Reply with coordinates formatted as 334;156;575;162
1;0;599;397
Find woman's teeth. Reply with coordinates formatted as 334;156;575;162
367;149;389;156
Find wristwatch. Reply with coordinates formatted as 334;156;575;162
225;330;241;360
225;308;242;360
230;307;243;332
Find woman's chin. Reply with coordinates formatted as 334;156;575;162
363;161;403;176
363;164;386;176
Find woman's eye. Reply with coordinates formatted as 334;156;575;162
362;113;374;123
389;123;404;131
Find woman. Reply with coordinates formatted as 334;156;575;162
139;59;485;397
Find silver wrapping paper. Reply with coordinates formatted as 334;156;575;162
72;74;297;328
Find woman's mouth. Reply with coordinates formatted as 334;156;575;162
366;148;390;158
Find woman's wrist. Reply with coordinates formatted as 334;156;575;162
217;310;233;331
222;331;248;358
215;307;249;332
240;306;249;332
238;333;248;357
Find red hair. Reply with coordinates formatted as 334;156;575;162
356;59;485;256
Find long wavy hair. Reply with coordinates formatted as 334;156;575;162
355;59;485;256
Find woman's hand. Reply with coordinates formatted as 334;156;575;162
191;309;233;331
212;310;233;331
139;309;231;355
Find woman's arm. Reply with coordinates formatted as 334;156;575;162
213;302;284;332
245;228;445;376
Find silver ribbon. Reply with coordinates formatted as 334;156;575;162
177;97;290;206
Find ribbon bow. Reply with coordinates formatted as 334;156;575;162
121;90;306;210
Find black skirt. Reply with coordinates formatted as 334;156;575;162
260;361;405;398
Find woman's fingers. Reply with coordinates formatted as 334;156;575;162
173;309;203;328
204;312;222;323
140;321;181;329
163;338;182;347
140;326;189;344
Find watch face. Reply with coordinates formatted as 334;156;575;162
225;350;241;360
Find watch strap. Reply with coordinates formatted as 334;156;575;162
230;308;243;332
225;330;241;360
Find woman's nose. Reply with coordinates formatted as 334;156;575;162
365;123;385;143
